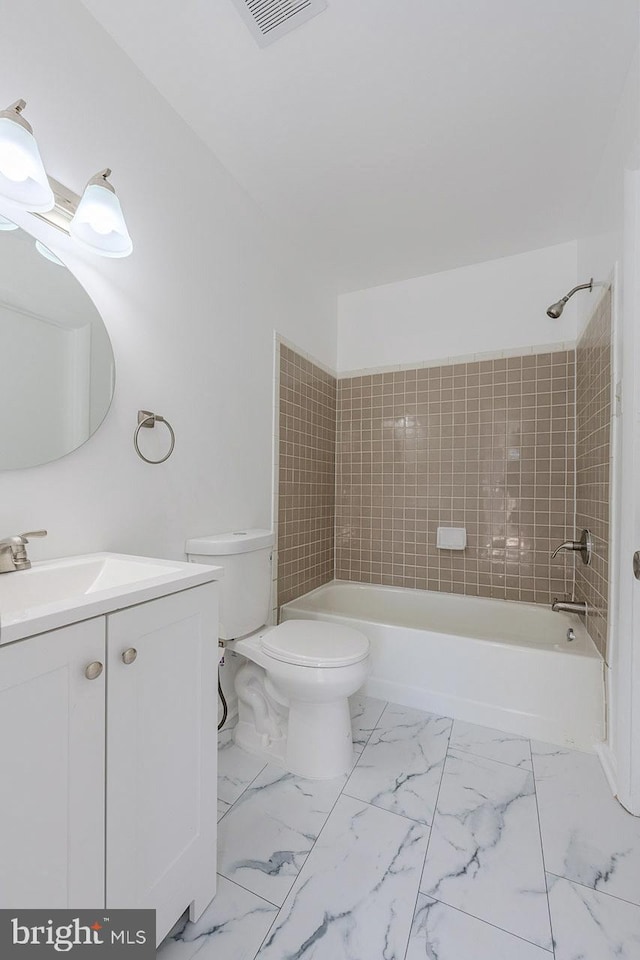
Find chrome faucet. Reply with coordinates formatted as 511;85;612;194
550;529;593;566
0;530;47;573
551;598;587;615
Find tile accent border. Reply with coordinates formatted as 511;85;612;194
339;341;576;379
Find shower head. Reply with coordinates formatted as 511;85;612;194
546;279;593;319
546;298;568;319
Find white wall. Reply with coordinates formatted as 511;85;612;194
337;241;578;373
576;47;640;335
0;0;336;563
576;40;640;812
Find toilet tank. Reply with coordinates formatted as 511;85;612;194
185;529;274;640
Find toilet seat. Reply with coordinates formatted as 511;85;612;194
260;620;369;668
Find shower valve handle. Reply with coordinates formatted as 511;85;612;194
550;529;592;566
551;540;581;557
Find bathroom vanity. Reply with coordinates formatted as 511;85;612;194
0;554;222;945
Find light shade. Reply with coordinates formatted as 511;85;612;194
0;102;54;212
0;214;18;231
35;239;64;266
69;169;132;258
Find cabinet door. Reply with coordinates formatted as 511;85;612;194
0;619;106;908
106;584;218;943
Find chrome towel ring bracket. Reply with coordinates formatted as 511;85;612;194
134;410;175;464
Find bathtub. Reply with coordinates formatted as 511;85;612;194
281;580;605;751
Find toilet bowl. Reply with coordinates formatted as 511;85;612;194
231;620;370;779
185;529;370;780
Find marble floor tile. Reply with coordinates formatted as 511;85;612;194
349;693;387;754
257;794;429;960
449;719;532;770
421;749;552;950
217;722;267;806
217;763;346;906
344;703;452;824
157;875;277;960
213;698;640;960
406;894;551;960
532;741;640;905
548;874;640;960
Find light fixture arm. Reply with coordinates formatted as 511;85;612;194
0;99;31;132
87;168;115;194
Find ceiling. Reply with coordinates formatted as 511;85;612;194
80;0;638;293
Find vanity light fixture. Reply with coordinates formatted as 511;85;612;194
70;169;133;259
0;98;132;258
0;100;54;213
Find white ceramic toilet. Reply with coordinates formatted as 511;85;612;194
185;529;370;779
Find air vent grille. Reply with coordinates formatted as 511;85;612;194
231;0;327;48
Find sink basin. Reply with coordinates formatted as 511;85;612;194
0;553;222;644
0;556;187;613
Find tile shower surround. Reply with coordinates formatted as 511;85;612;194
277;345;337;606
575;290;612;658
277;330;611;637
336;352;576;604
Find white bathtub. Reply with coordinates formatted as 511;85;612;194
281;581;605;751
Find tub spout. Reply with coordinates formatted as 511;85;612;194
552;598;587;615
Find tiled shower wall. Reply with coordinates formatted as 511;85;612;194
276;344;336;606
574;290;612;658
335;353;576;604
277;335;611;636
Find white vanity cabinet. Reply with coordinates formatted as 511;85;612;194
0;618;106;909
105;586;219;938
0;580;219;945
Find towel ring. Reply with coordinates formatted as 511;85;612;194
134;410;175;464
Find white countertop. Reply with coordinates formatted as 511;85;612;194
0;552;223;645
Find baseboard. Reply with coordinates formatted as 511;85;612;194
595;741;618;794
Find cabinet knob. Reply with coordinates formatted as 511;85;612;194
122;647;138;665
85;661;103;680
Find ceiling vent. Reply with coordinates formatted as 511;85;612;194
231;0;328;48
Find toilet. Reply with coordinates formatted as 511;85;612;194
185;529;370;779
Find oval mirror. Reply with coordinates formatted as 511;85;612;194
0;220;115;469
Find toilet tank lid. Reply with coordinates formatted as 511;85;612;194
185;529;274;556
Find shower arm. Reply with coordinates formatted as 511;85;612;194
561;280;593;301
